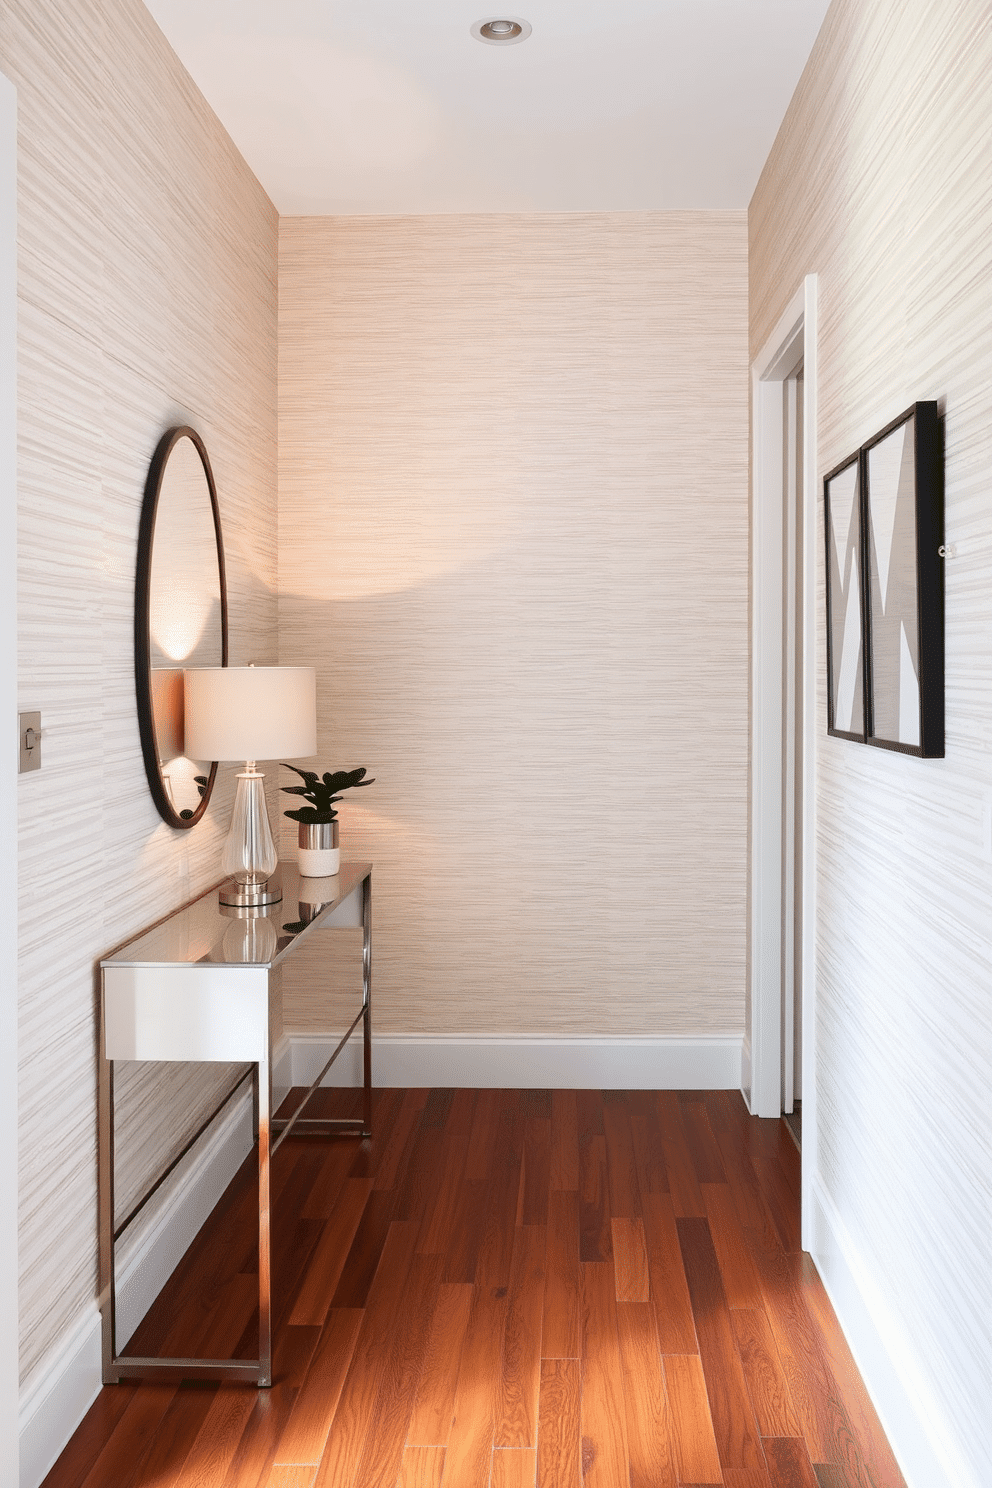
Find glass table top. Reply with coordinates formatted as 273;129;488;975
101;861;371;969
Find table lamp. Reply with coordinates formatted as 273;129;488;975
184;666;317;906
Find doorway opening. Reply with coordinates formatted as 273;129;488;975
747;275;817;1237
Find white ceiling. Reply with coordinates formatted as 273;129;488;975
144;0;832;215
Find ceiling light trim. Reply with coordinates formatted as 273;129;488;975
471;17;532;45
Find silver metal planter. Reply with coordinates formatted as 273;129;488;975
298;819;340;877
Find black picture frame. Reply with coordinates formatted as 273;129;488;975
862;402;943;758
824;450;867;742
823;401;943;758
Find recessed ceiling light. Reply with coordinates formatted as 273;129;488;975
471;17;532;45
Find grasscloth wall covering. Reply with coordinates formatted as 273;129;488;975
279;213;749;1040
3;0;278;1385
751;0;992;1480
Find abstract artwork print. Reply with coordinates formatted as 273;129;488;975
865;415;920;748
824;454;865;740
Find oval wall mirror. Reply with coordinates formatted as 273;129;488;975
135;426;228;829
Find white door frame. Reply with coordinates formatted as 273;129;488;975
0;67;20;1488
747;276;818;1233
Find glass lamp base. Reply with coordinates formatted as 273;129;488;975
218;766;281;905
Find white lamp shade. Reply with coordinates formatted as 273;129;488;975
184;667;317;762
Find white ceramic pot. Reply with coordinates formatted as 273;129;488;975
298;820;339;876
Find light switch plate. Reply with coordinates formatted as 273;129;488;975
19;712;41;773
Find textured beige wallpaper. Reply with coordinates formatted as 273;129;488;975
5;0;278;1384
278;212;749;1041
751;0;992;1478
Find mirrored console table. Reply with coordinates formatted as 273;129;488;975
99;860;372;1387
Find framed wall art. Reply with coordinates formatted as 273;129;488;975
823;401;943;757
862;402;943;757
824;451;866;742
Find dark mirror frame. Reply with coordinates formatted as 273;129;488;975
135;426;229;830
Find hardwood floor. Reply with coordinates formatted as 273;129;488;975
43;1089;907;1488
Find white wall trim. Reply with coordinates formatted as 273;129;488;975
748;275;818;1198
17;1307;101;1488
810;1176;979;1488
1;68;19;1488
290;1032;743;1091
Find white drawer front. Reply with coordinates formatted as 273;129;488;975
104;965;269;1062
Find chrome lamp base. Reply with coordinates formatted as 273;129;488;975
218;873;282;908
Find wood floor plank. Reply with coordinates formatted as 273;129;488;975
615;1301;678;1488
549;1090;579;1192
465;1088;501;1182
763;1436;820;1488
678;1217;764;1473
811;1467;848;1488
521;1116;552;1225
536;1358;580;1488
441;1279;510;1487
578;1133;612;1263
350;1251;444;1488
171;1385;260;1487
663;1354;723;1485
655;1094;707;1218
701;1181;764;1309
678;1096;727;1183
723;1470;773;1488
496;1224;547;1448
749;1244;837;1464
289;1177;371;1325
801;1261;908;1488
301;1139;363;1217
398;1446;447;1488
611;1216;649;1302
330;1188;397;1308
749;1152;802;1254
731;1309;802;1439
491;1448;537;1488
271;1323;322;1390
263;1468;317;1488
220;1384;297;1488
475;1096;525;1291
711;1123;785;1258
579;1262;630;1488
417;1134;470;1255
628;1101;670;1197
407;1282;475;1447
394;1122;447;1225
542;1188;580;1359
273;1309;363;1466
641;1191;698;1353
76;1386;176;1488
444;1087;478;1137
42;1385;140;1488
441;1175;489;1284
602;1092;642;1219
371;1089;430;1192
312;1223;420;1487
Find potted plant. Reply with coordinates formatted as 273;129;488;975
281;764;374;876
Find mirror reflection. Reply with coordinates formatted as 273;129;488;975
136;427;228;829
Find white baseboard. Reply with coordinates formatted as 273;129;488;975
809;1176;979;1488
18;1305;102;1488
289;1032;743;1090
